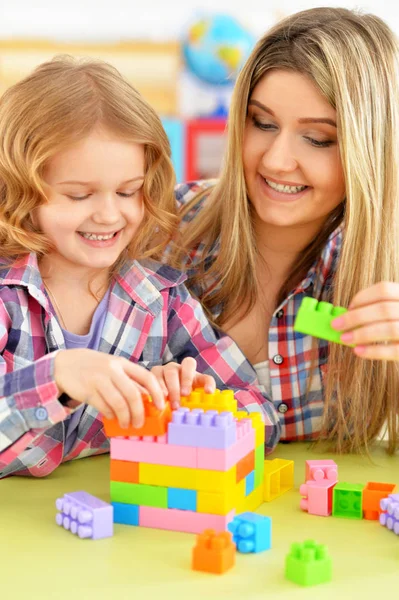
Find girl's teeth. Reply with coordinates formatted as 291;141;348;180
80;232;115;241
265;179;306;194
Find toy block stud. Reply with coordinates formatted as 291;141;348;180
263;459;294;501
180;388;238;414
55;491;113;539
168;407;237;449
294;297;351;345
228;511;271;553
305;459;338;484
363;482;397;520
285;540;332;586
332;483;364;519
300;480;336;516
192;529;236;574
380;494;399;535
103;397;172;437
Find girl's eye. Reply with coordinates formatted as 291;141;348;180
304;137;333;148
117;191;139;198
67;195;90;201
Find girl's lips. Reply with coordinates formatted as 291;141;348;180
259;175;310;203
77;229;122;248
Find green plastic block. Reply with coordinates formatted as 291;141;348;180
285;540;332;586
254;444;264;488
110;481;168;508
293;297;349;344
332;482;364;519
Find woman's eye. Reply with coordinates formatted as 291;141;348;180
304;137;333;148
251;116;276;131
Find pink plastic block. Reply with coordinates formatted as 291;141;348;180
305;460;338;484
197;419;255;471
110;436;197;468
168;408;237;449
55;491;113;539
300;480;336;516
139;506;236;533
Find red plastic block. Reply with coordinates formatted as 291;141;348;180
305;460;338;484
300;480;336;516
103;399;172;437
236;450;255;483
110;459;139;484
139;506;235;533
363;482;397;520
192;529;236;574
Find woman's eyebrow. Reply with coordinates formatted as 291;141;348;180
248;99;336;127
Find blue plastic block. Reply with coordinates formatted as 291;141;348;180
112;502;139;525
245;471;255;496
228;511;271;553
168;487;197;511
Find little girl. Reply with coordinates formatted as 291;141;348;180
0;56;279;478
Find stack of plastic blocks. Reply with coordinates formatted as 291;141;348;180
300;460;338;516
55;491;114;539
103;388;266;533
380;493;399;535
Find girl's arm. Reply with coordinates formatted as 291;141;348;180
164;284;282;453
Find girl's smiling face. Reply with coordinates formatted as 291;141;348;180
37;127;145;272
243;69;346;232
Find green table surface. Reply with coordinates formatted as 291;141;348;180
1;442;398;599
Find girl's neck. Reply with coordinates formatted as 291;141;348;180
38;253;110;297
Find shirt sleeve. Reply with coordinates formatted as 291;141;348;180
163;283;282;452
0;298;70;462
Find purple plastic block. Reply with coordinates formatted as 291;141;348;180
380;493;399;535
168;407;237;449
55;491;114;539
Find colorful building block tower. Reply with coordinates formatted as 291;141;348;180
104;388;265;533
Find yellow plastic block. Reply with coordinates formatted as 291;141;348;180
180;388;238;415
139;463;197;489
263;458;294;501
239;485;263;513
232;477;246;506
196;466;237;493
197;490;236;515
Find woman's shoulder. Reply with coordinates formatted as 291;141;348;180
175;179;218;223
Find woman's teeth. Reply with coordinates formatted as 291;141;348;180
265;178;307;194
79;232;116;240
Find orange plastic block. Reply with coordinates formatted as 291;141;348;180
103;399;172;437
236;450;255;483
110;459;139;484
192;529;236;574
363;482;397;520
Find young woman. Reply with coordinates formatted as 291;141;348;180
167;7;399;454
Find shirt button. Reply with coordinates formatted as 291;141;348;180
35;407;48;421
278;403;288;414
273;354;284;365
276;309;284;319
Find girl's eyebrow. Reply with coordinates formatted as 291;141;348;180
55;176;145;185
248;99;337;127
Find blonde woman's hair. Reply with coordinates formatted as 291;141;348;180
174;7;399;454
0;55;177;266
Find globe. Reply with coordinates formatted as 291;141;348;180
182;14;255;86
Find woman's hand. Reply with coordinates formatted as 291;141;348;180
54;349;165;429
331;282;399;360
151;357;216;408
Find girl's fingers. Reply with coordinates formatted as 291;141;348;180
88;389;117;422
192;373;216;394
150;366;169;395
112;373;146;428
354;343;399;361
340;321;399;346
122;360;165;410
98;380;131;429
180;357;198;396
332;301;399;332
163;364;182;408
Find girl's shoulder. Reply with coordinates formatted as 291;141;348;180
175;179;218;224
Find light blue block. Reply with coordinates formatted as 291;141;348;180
162;117;185;182
168;487;197;511
112;502;139;525
245;471;255;496
228;511;272;553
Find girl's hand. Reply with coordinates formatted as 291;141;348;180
54;349;165;429
151;356;216;408
331;282;399;360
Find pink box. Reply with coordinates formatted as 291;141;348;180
197;419;255;471
110;437;197;468
139;506;235;533
300;479;336;516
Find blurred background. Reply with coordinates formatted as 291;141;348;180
1;0;398;182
